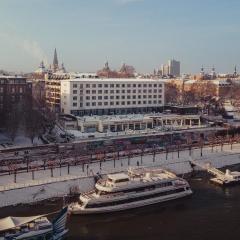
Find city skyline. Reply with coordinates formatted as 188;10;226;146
1;0;240;73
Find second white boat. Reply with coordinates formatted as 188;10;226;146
69;167;193;215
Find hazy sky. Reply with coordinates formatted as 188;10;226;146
0;0;240;73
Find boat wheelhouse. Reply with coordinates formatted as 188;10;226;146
0;207;68;240
69;167;192;215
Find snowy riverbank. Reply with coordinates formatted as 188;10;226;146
0;143;240;208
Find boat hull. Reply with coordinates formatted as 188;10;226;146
70;189;192;215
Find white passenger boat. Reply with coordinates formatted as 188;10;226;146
0;207;68;240
69;167;193;215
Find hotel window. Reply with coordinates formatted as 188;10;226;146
132;101;136;104
122;90;125;93
159;84;162;87
133;95;136;99
154;89;157;93
116;84;120;88
92;96;96;100
143;95;147;99
154;84;157;87
110;102;114;105
116;90;120;93
122;84;125;87
98;84;102;88
153;95;157;98
73;84;77;88
143;101;146;104
110;96;114;99
121;101;125;105
98;96;102;100
98;90;102;94
104;102;108;105
104;96;108;100
158;100;162;104
138;101;141;104
86;84;90;88
153;100;157;104
122;96;125;99
158;95;162;98
80;84;83;88
148;89;152;93
92;102;96;106
116;96;120;99
86;90;90;94
110;84;114;88
143;84;147;88
133;89;136;93
104;84;108;88
138;89;141;93
127;95;131;99
110;90;114;94
104;90;108;94
148;84;152;87
92;90;96;94
73;90;77;94
127;101;131;105
133;84;136;87
92;84;96;88
138;84;142;87
159;89;162;93
127;89;131;93
73;102;77;107
73;96;77;100
98;102;102;106
86;102;90;106
127;84;131;87
138;95;141;99
148;100;152;104
80;96;83;101
148;95;152;98
116;101;119;105
143;89;147;93
80;103;83;107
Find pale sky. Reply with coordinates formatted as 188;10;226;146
0;0;240;74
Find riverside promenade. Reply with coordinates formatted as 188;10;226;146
0;142;240;208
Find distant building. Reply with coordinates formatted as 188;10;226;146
168;59;180;77
97;62;135;78
161;59;180;77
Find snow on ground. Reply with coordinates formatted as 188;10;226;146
0;143;240;207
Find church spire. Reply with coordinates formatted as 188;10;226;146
53;48;59;72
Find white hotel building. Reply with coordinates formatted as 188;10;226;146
60;78;165;116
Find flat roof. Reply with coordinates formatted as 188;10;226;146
61;78;165;83
107;173;130;181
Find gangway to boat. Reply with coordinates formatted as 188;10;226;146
189;160;225;180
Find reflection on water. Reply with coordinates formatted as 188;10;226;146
1;172;240;240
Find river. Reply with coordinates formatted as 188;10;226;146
1;166;240;240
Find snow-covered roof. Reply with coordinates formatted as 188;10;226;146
61;78;165;83
0;215;43;232
107;173;129;181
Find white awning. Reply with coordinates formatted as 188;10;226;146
0;215;42;232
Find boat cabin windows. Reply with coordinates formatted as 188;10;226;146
114;178;129;183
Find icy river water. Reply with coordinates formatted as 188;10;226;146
1;166;240;240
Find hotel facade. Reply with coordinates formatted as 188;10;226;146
60;78;165;116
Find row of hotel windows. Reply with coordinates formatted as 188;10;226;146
72;83;163;88
72;100;162;107
73;95;162;101
72;89;162;94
